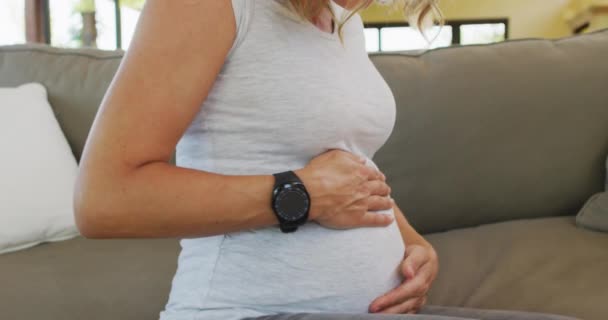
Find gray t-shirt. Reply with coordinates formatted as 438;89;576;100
160;1;405;319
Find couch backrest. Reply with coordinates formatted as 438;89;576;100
0;44;123;161
1;30;607;234
371;29;608;233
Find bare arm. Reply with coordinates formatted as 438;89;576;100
393;203;434;250
74;0;282;239
74;1;394;239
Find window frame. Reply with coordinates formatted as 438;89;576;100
27;3;509;51
364;18;510;52
33;0;124;49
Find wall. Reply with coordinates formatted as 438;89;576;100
587;1;608;31
592;14;608;30
360;0;573;39
564;0;608;32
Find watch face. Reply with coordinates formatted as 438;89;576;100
275;185;309;222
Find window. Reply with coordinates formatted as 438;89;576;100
363;28;380;52
365;19;509;52
379;25;453;51
17;4;507;52
45;0;145;50
460;23;506;45
119;1;144;50
0;0;26;45
49;0;116;50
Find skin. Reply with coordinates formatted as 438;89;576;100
370;204;439;314
74;0;438;315
75;0;394;239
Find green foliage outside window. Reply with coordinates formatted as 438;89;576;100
75;0;145;13
120;0;145;11
74;0;95;13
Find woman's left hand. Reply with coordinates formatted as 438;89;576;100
368;243;439;314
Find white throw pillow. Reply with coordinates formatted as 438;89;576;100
0;83;80;255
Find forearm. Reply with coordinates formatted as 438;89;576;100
393;203;433;250
74;161;279;239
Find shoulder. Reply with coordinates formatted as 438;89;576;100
227;1;292;56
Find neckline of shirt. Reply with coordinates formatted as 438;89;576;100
274;0;342;41
308;1;344;40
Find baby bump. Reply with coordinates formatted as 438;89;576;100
202;216;406;313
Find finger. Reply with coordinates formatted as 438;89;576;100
378;296;426;314
355;162;384;182
369;276;427;312
365;180;391;197
357;212;394;227
351;152;367;164
403;254;434;285
364;159;385;181
405;296;428;314
353;164;375;183
402;245;429;278
366;195;393;211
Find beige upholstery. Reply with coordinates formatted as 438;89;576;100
371;30;608;233
0;45;123;161
426;216;608;320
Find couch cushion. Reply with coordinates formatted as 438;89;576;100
426;216;608;320
1;218;603;320
0;44;123;161
576;192;608;232
0;237;180;320
0;83;79;254
371;29;608;233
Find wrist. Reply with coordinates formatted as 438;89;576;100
410;239;434;251
293;168;317;222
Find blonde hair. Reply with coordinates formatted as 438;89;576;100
288;0;443;42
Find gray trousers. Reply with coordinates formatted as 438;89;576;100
242;305;579;320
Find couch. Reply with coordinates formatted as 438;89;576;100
1;29;607;320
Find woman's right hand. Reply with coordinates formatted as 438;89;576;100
294;149;395;230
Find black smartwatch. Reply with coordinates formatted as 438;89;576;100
271;170;311;233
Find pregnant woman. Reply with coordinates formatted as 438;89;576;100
74;1;578;320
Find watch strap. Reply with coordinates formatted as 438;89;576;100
279;224;298;233
272;170;303;187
